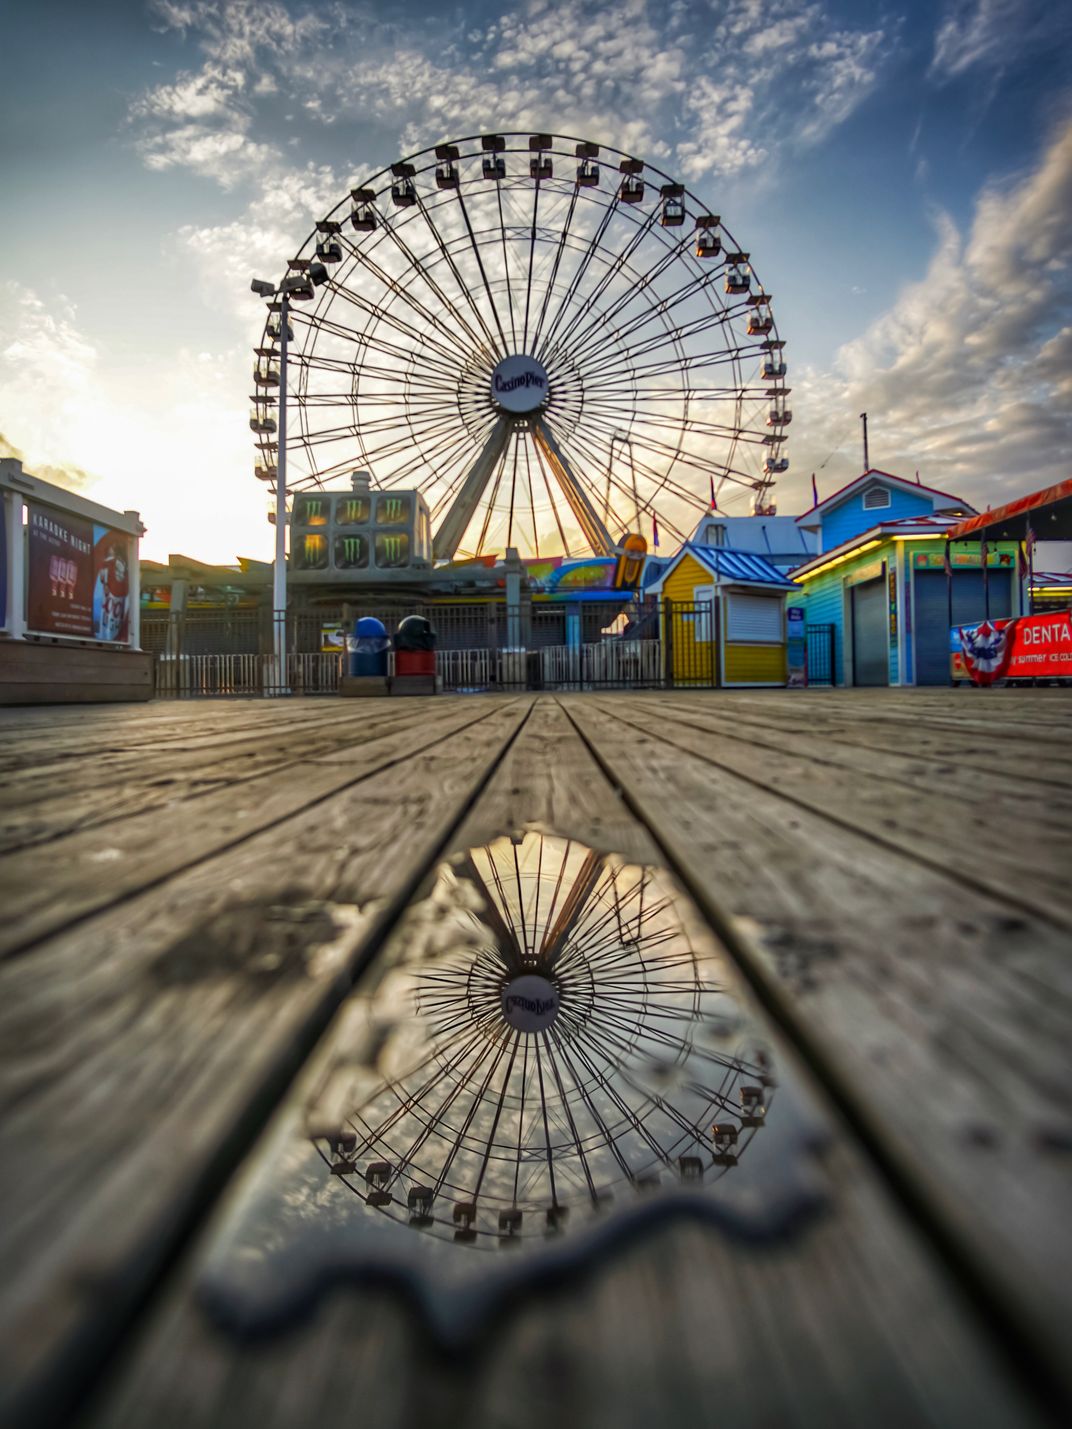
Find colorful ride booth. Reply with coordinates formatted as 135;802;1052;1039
789;469;1024;686
944;478;1072;686
1;459;150;705
645;543;797;687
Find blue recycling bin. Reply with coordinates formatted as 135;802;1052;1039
349;616;388;677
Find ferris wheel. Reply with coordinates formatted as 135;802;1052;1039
251;132;790;562
314;834;775;1248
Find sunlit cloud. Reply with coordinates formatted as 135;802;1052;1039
788;119;1072;510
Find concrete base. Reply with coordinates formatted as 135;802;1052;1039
390;673;437;697
339;675;389;698
0;640;154;705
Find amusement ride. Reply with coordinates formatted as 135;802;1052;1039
250;132;790;568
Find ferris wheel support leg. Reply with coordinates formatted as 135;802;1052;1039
432;416;512;562
533;418;615;558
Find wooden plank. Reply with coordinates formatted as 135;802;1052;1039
81;701;1043;1429
563;694;1072;1402
0;700;480;855
0;699;530;1429
606;694;1072;925
0;699;522;956
637;690;1072;825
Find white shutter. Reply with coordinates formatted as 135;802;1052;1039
726;593;782;642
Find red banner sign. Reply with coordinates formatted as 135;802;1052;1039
952;612;1072;684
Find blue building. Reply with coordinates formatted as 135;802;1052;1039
792;470;1023;685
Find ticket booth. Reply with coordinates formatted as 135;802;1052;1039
648;543;796;687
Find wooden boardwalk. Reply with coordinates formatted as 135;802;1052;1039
1;689;1070;1429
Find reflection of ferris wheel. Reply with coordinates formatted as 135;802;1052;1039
315;835;774;1248
251;133;790;561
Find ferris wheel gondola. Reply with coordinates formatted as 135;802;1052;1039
253;133;790;560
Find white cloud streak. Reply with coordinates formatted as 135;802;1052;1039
788;121;1072;511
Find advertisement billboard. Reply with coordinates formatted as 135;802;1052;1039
952;612;1072;684
26;501;131;643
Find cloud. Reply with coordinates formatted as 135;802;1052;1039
0;432;94;494
929;0;1072;81
131;0;891;195
787;121;1072;511
0;283;265;562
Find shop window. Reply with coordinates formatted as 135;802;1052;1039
293;495;330;527
295;533;328;570
375;494;411;526
334;533;369;569
375;532;410;568
335;496;370;526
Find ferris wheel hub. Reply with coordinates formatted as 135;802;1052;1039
490;355;550;415
501;974;559;1032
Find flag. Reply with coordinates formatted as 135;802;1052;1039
811;473;819;507
652;514;660;549
709;476;717;510
1025;521;1036;556
1018;540;1029;581
942;541;952;578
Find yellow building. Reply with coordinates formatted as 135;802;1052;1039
647;543;797;687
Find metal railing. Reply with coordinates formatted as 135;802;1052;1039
145;600;797;697
806;624;837;686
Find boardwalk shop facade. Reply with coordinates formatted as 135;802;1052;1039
792;470;1023;686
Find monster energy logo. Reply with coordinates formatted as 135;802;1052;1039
337;536;366;566
379;498;405;523
298;498;325;525
379;535;404;562
338;499;368;524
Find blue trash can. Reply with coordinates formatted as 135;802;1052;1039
349;616;388;677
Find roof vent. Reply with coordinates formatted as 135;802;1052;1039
862;485;891;511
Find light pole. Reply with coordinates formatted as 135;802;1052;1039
252;277;291;694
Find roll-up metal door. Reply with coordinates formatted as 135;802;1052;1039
725;593;782;642
851;577;888;686
913;569;1012;685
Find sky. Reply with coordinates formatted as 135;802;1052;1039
1;0;1070;564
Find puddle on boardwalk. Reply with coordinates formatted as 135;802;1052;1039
200;832;829;1342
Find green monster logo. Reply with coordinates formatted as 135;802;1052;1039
300;498;325;526
338;499;368;524
380;498;405;523
338;536;365;565
379;534;405;564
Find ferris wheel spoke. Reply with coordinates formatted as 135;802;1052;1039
543;204;669;365
544;1026;638;1184
492;180;519;351
472;439;511;557
311;270;475;375
433;415;512;562
375;206;500;366
580;410;759;492
535;193;621;361
527;182;580;356
413;192;506;360
533;418;613;556
539;1031;600;1204
528;433;573;556
561;231;703;367
345;211;501;367
451;186;511;355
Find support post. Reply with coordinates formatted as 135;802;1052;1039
433;417;512;562
272;292;290;695
2;490;25;639
533;417;615;557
